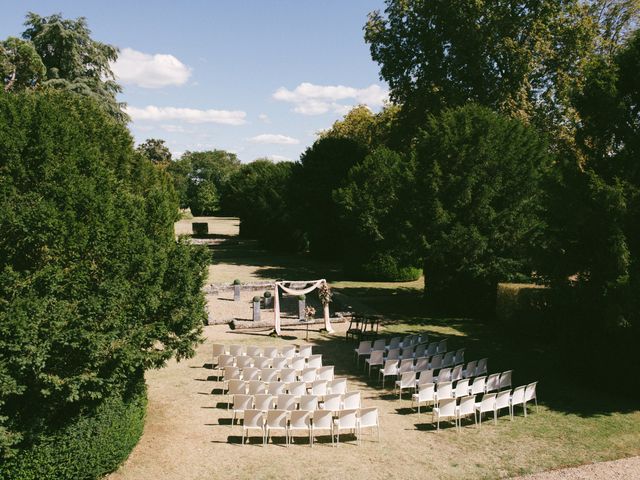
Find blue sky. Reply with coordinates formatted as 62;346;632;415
1;1;389;162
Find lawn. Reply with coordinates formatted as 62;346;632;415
108;217;640;480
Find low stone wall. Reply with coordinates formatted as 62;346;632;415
230;315;347;330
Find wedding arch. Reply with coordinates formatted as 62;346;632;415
273;279;334;336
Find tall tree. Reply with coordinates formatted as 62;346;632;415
414;104;551;315
0;13;126;122
136;138;172;168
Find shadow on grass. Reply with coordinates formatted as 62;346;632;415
306;286;639;418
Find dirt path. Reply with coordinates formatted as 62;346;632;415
514;456;640;479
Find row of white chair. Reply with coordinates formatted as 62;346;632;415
369;350;468;379
427;382;539;431
398;368;510;396
213;343;313;365
216;353;322;375
355;338;447;366
408;371;514;406
241;407;380;446
231;391;363;423
225;378;349;407
222;365;333;385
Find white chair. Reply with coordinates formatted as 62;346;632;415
417;369;434;389
432;397;457;431
212;343;226;368
476;358;488;376
242;409;264;445
288;410;312;446
442;351;455;368
222;366;242;387
463;360;477;379
469;376;486;396
265;409;289;446
322;393;342;412
436;367;452;383
495;390;511;422
411;382;435;415
229;344;244;357
299;394;318;411
271;357;288;370
451;365;463;382
414;343;427;358
400;345;415;360
317;365;334;381
354;340;372;366
311;410;334;447
311;380;328;398
372;338;386;351
263;346;278;358
276;394;297;411
328;378;347;395
414;357;429;373
475;393;497;426
247;380;266;395
254;394;274;412
524;381;538;416
307;354;323;368
253;357;271;369
298;344;313;358
280;345;296;358
343;391;361;410
437;339;447;354
267;381;286;396
380;359;399;388
499;370;513;391
456;395;477;430
287;381;307;397
279;368;297;384
334;409;358;446
398;358;415;376
453;378;470;398
227;380;246;409
395;371;416;399
387;336;401;350
300;367;317;385
260;368;279;383
217;355;235;380
289;356;306;371
358;407;380;443
386;348;400;361
429;354;443;370
485;373;500;393
246;345;262;357
426;342;438;357
365;350;384;376
231;394;253;426
434;381;453;405
242;367;260;382
510;385;526;418
454;348;465;365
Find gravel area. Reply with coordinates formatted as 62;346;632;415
513;456;640;479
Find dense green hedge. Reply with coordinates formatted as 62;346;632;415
0;381;146;480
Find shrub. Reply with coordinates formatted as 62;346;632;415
0;381;146;480
297;295;306;301
233;279;241;285
263;291;272;298
348;252;421;282
252;296;261;303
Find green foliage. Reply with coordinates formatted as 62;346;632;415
136;138;172;167
263;291;272;298
291;137;369;259
226;159;303;251
252;296;261;303
319;104;401;148
0;37;45;92
335;147;419;281
0;91;207;461
0;381;146;480
233;279;241;285
167;150;240;214
414;104;551;315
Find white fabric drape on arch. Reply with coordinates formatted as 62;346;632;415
273;279;334;335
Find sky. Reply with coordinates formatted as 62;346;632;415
1;1;389;162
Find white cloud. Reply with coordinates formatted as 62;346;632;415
258;113;271;123
266;154;293;162
160;124;187;133
249;134;300;145
111;47;192;88
272;82;388;115
126;105;247;125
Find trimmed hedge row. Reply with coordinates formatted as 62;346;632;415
0;382;147;480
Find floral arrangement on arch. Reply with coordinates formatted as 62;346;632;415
318;282;332;306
